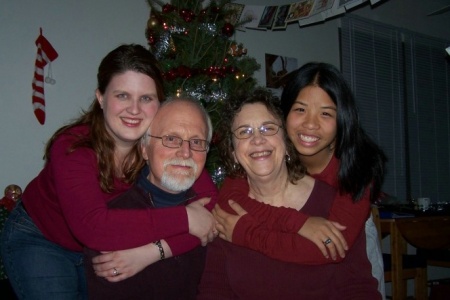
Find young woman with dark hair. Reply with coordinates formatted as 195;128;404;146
214;62;387;298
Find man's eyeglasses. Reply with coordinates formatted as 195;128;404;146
148;135;209;152
232;123;283;139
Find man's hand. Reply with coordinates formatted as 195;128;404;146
213;200;248;242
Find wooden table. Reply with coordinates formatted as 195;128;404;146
380;214;450;299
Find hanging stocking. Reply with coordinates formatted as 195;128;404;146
32;28;58;125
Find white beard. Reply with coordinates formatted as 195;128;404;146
161;158;198;192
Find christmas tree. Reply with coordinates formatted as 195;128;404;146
145;0;260;184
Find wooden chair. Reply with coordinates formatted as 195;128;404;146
396;215;450;299
371;206;428;300
395;215;450;268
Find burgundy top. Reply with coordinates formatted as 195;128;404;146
85;179;211;300
22;124;217;252
220;155;371;264
198;180;380;299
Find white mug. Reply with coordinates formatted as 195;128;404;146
417;197;431;211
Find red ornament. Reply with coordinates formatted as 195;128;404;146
146;28;156;45
164;69;178;81
147;35;156;45
177;65;192;78
1;184;21;212
184;13;194;22
222;23;234;37
180;9;188;17
162;4;175;14
211;132;221;145
198;9;208;21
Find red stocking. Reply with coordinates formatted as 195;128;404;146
32;28;58;125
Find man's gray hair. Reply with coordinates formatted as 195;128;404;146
141;96;213;150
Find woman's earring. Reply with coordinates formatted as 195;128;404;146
328;144;334;152
285;154;291;163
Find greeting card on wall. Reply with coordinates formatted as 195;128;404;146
265;53;298;89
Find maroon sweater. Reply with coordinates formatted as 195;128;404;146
220;156;371;264
85;182;208;300
197;180;380;300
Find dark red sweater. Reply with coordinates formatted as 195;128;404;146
219;156;371;264
198;180;380;299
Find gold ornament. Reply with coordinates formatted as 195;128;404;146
169;36;176;52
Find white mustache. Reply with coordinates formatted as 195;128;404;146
163;158;196;171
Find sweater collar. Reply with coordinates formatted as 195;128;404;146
137;165;195;208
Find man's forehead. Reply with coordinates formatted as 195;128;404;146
151;101;205;132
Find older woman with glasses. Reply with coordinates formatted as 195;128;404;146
197;88;380;300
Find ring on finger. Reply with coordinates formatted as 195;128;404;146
112;267;119;276
323;238;332;245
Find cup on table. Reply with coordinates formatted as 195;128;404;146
417;197;431;211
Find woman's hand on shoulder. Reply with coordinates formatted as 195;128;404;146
213;200;248;242
298;217;348;260
186;197;216;246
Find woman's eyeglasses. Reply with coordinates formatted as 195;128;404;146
232;123;282;139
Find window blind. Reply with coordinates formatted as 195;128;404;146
404;33;450;203
341;15;407;201
341;15;450;203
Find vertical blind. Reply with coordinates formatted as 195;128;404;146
341;15;450;203
404;33;450;203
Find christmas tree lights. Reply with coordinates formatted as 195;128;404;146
146;0;260;184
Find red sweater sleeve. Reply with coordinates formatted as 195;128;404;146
326;190;371;247
232;214;342;264
25;134;188;252
220;177;309;231
165;169;218;256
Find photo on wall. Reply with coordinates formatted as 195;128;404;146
258;6;278;29
265;53;298;89
285;0;315;23
272;5;290;29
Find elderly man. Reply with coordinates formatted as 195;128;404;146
84;97;218;300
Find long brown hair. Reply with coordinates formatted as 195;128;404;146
44;44;165;192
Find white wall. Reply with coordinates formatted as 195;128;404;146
0;0;150;190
